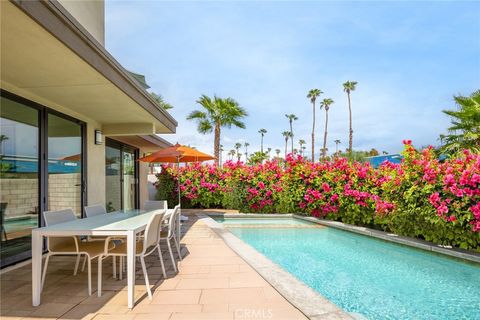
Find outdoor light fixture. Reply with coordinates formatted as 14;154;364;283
95;129;103;145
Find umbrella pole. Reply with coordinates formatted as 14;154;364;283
176;157;182;246
177;156;181;206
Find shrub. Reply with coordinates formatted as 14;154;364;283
155;141;480;250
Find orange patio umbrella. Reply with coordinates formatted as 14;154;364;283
139;143;215;164
139;143;215;205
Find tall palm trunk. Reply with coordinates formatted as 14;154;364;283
322;108;329;159
261;135;264;153
289;121;294;153
284;138;288;158
311;102;316;162
214;123;221;165
347;93;353;155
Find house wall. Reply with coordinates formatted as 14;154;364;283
58;0;105;46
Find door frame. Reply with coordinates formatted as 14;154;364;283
105;138;139;210
0;89;87;268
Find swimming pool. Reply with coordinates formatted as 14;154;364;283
215;217;480;320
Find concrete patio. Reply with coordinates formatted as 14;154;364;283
0;211;307;320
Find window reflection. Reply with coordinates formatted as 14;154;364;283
47;114;82;217
0;97;39;267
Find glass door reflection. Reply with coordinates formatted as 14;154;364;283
47;113;83;217
0;97;39;267
105;139;138;212
122;149;136;210
105;145;121;212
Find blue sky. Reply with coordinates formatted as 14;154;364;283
105;0;480;158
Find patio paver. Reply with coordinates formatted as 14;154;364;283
0;211;308;320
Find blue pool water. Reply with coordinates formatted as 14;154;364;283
217;218;480;320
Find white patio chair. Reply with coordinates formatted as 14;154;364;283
84;204;123;278
84;204;106;217
42;209;112;295
159;205;182;273
97;209;166;299
144;200;168;211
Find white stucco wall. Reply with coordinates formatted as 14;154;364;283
58;0;105;46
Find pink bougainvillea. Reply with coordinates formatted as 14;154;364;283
159;142;480;250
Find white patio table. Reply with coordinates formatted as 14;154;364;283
31;208;174;308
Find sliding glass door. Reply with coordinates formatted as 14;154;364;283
0;96;40;267
0;91;86;268
105;139;138;212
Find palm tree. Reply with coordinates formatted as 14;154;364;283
307;89;323;162
275;149;281;158
441;90;480;154
228;149;236;161
285;114;298;153
219;144;224;165
244;142;250;161
282;131;293;158
320;147;328;159
343;81;358;155
187;95;248;165
258;128;267;153
320;98;334;159
267;147;272;159
334;139;341;155
299;139;306;156
150;92;173;110
234;142;242;161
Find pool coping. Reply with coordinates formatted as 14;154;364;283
206;212;480;264
197;213;355;320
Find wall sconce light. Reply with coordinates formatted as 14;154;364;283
95;129;103;145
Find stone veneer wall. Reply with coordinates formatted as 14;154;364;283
48;173;82;216
105;175;121;211
0;177;38;217
0;173;82;218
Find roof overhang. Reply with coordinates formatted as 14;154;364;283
112;135;173;153
1;0;177;134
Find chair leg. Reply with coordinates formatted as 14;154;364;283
113;256;116;279
87;256;92;296
166;239;177;273
41;254;51;292
157;245;167;278
74;254;81;275
119;256;123;280
173;236;182;261
140;256;152;300
97;256;103;297
82;255;87;272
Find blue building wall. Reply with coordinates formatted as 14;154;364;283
366;154;403;168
